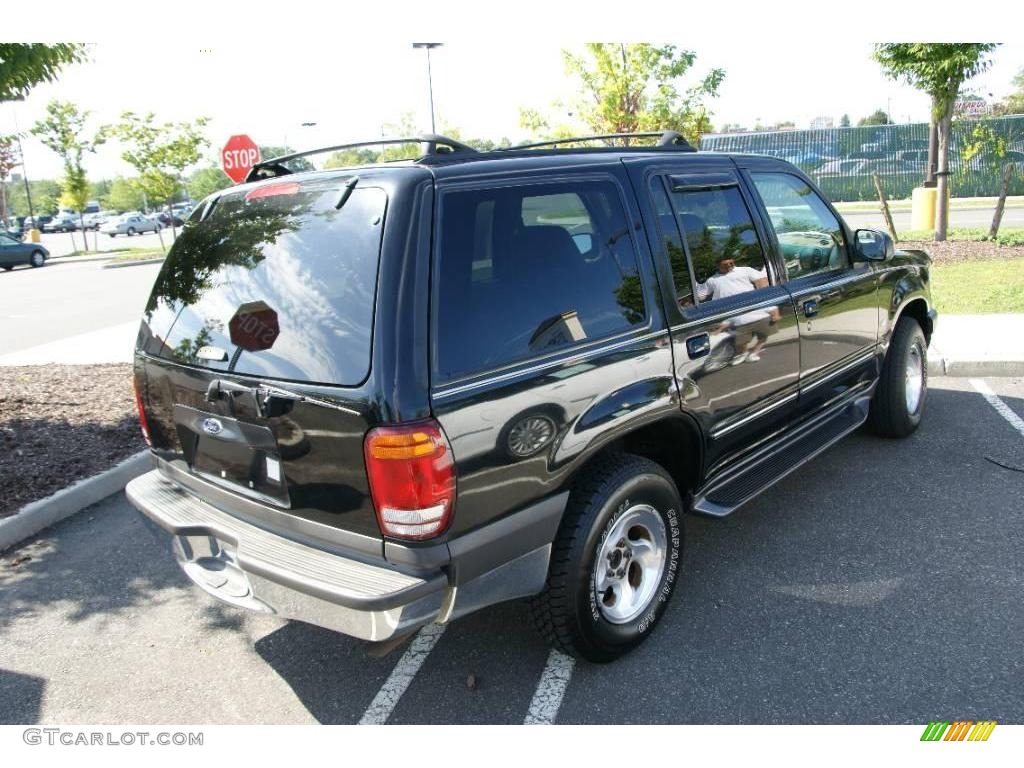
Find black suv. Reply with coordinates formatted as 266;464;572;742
127;132;936;662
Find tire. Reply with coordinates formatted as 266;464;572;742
127;227;136;236
2;265;12;271
868;317;927;438
530;453;684;662
30;250;45;268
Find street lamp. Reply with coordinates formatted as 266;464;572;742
412;43;442;134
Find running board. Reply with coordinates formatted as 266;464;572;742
691;386;872;518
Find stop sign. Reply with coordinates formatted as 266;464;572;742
229;301;280;352
221;135;261;184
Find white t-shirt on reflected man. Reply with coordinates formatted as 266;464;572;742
696;266;771;327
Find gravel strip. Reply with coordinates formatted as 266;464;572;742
900;239;1024;264
0;364;144;518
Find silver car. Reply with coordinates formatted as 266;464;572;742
100;213;161;237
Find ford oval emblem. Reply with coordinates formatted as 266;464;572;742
202;417;224;436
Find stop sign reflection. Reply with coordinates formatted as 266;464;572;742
229;301;279;352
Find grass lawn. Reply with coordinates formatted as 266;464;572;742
930;258;1024;314
110;248;164;262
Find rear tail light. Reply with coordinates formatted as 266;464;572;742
132;375;152;447
364;420;455;540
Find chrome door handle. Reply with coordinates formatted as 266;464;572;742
802;299;818;318
686;333;711;359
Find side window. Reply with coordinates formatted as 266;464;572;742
435;180;646;381
750;172;847;280
648;177;695;309
668;178;770;303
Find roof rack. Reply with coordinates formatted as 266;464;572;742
497;130;696;152
244;134;477;182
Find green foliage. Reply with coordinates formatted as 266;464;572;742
259;145;314;172
103;176;145;211
899;227;1024;246
0;135;18;220
873;44;998;120
188;166;232;200
105;112;210;206
5;179;60;216
0;44;87;102
858;109;891;126
1004;68;1024;115
324;148;380;169
523;44;725;146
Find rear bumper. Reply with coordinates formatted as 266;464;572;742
126;470;447;641
126;468;565;642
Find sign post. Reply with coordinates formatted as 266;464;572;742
221;135;261;184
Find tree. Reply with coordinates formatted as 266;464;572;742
839;114;851;128
523;44;725;146
106;112;210;235
259;145;314;172
0;134;19;222
1001;67;1024;115
5;179;59;217
188;166;232;200
0;44;87;102
31;100;104;247
103;177;145;212
857;109;891;126
873;43;998;241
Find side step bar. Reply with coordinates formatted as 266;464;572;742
692;384;873;517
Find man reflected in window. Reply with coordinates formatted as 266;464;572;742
698;256;779;367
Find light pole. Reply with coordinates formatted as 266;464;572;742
412;43;442;134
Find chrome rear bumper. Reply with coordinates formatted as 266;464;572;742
126;470;446;641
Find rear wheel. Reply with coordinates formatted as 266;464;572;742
530;453;684;662
868;317;927;438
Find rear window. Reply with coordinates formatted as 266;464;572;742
139;179;386;386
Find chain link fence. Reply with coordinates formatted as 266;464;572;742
700;115;1024;202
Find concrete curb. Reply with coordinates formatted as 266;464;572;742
929;357;1024;377
0;451;152;552
47;253;120;265
100;257;165;270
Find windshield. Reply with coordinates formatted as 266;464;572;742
139;178;386;386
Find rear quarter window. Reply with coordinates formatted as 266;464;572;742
433;178;647;382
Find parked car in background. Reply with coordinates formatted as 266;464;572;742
82;211;113;230
100;212;161;237
42;213;80;233
966;150;1024;172
0;232;48;270
150;211;185;228
22;214;54;232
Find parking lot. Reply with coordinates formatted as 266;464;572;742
1;376;1021;725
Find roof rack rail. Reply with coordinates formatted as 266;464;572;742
244;134;477;182
496;130;696;152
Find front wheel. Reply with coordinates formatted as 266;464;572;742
127;227;136;236
868;317;927;438
30;250;45;268
530;453;683;662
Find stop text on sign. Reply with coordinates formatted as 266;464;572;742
223;148;260;170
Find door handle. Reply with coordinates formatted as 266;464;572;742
686;333;711;359
802;299;819;318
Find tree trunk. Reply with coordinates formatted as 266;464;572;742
79;212;88;252
926;109;938;185
935;109;953;242
989;163;1014;240
872;172;898;243
0;181;7;224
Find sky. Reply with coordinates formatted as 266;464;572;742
3;38;1022;182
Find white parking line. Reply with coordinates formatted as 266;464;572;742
524;649;576;724
970;379;1024;438
358;623;446;725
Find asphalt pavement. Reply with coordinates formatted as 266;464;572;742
839;204;1024;233
30;228;176;259
0;259;162;362
2;376;1021;724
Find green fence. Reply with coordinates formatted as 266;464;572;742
700;115;1024;202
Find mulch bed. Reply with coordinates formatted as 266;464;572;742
0;364;144;519
899;239;1024;264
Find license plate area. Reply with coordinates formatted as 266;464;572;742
173;404;290;506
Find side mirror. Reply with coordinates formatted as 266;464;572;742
854;229;894;262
